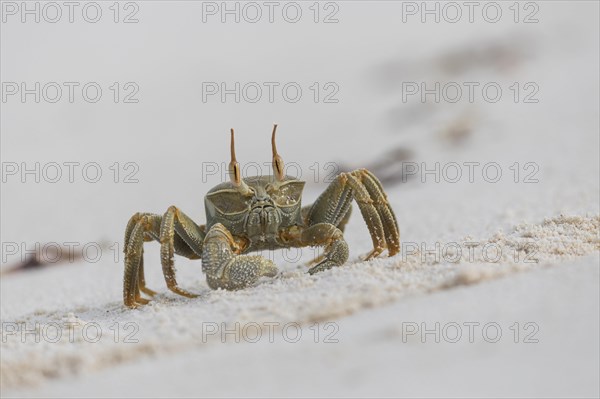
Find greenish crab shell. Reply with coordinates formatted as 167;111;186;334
204;175;305;250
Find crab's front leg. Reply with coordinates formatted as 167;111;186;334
298;223;350;274
202;223;278;290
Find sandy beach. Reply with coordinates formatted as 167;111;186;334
1;1;599;397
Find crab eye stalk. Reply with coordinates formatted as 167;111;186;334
229;128;242;186
271;124;285;182
228;128;252;195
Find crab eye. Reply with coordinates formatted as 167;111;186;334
206;189;251;214
270;181;305;207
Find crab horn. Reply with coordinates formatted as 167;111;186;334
229;128;242;186
271;124;285;181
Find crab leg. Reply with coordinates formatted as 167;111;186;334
160;206;205;298
344;173;387;259
137;252;157;296
127;218;159;297
300;223;349;274
305;176;353;228
124;213;162;307
123;208;205;308
302;200;352;266
336;206;353;233
355;169;400;256
202;223;278;290
304;169;400;261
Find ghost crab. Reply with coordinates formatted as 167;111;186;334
123;125;400;308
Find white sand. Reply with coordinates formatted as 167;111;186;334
2;213;598;396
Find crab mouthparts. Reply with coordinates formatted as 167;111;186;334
246;205;281;239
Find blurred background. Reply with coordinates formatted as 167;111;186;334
1;1;598;253
1;1;599;397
